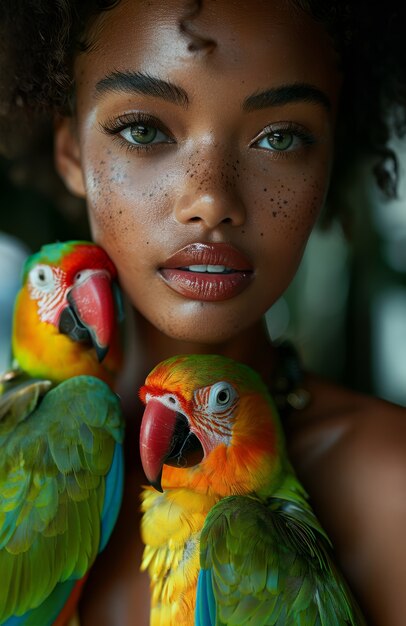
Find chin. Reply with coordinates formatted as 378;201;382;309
164;327;238;345
151;304;257;345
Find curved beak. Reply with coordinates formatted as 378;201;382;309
60;270;116;361
140;399;178;492
139;398;203;492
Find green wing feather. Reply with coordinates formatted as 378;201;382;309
0;376;52;429
0;374;123;622
200;482;366;626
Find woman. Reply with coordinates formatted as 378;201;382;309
1;1;406;624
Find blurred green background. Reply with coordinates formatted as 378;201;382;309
1;150;406;406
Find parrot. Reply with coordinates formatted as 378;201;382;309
138;353;366;626
9;239;123;387
0;240;125;626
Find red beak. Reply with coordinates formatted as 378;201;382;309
67;270;116;361
139;396;204;492
139;399;179;492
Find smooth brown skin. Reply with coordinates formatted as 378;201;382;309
55;1;406;624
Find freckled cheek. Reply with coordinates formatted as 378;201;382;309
246;172;327;307
247;165;328;244
83;157;171;253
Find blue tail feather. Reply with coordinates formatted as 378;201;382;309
100;442;124;552
3;579;77;626
196;569;216;626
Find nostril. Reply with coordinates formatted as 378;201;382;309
175;195;246;228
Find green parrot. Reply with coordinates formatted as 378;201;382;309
138;353;365;626
0;240;125;626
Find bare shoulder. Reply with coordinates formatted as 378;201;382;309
287;373;406;475
286;374;406;625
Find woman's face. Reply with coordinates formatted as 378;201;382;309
57;0;341;344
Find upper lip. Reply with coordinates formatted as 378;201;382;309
161;243;253;271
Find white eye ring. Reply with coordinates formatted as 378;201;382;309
208;382;237;412
29;265;55;292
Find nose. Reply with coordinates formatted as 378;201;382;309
173;164;246;229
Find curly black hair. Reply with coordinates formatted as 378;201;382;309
1;0;406;220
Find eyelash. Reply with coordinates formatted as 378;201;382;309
252;122;316;152
100;113;315;154
100;112;174;152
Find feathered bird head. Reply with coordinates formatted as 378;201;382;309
12;240;123;385
139;354;287;497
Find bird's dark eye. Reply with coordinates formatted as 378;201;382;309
38;270;46;282
216;389;230;405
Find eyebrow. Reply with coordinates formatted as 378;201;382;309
95;70;189;108
243;83;331;112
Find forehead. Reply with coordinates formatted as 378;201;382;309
75;0;340;104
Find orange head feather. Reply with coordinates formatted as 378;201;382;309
139;354;286;497
12;240;123;386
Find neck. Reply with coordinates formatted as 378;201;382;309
137;309;275;377
116;307;278;460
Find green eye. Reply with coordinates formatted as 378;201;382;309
129;124;158;144
262;131;294;151
119;123;171;147
254;126;315;153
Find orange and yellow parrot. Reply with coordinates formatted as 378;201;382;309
10;239;122;387
139;354;365;626
0;241;124;626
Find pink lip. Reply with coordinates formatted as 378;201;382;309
159;243;253;302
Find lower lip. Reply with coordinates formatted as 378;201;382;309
159;269;253;302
